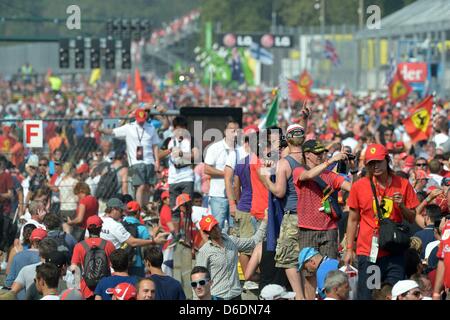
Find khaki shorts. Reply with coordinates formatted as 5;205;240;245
234;210;255;255
275;213;300;269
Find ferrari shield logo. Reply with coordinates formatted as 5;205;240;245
411;109;430;132
373;197;394;219
392;81;408;98
138;111;145;118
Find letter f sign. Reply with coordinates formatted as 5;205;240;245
24;121;43;148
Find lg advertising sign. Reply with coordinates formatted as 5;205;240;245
398;62;428;83
221;33;293;48
24;121;43;148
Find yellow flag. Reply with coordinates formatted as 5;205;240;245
89;68;101;85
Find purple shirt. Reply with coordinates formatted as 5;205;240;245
235;155;252;212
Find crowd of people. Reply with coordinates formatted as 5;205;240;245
0;71;449;301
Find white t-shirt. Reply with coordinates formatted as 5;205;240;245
59;176;78;211
168;137;194;184
434;133;449;147
204;139;234;198
41;295;60;300
191;206;210;230
225;146;248;170
428;173;443;187
15;262;42;290
99;216;131;249
22;177;30;205
113;122;160;166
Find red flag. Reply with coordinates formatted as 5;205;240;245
327;103;339;133
403;95;433;143
134;68;153;103
288;79;311;101
299;70;313;89
389;69;412;104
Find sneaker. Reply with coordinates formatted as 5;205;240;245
243;281;259;291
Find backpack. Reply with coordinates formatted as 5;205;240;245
49;231;70;260
95;165;121;200
81;239;110;290
121;221;140;266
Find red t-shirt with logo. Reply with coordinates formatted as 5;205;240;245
249;156;269;220
77;195;99;229
293;168;345;230
347;175;419;258
436;221;450;289
71;237;115;298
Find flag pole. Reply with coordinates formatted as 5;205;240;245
431;91;437;142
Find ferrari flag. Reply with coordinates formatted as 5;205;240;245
403;95;433;143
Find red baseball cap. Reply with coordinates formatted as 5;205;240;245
386;142;394;152
135;108;147;123
404;156;415;167
127;201;141;213
395;141;405;149
76;163;89;175
365;144;388;164
86;215;103;228
199;215;219;232
161;191;170;200
30;228;48;241
172;193;191;211
106;283;137;301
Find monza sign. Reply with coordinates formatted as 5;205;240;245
221;33;293;48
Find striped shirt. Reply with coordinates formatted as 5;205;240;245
196;221;267;299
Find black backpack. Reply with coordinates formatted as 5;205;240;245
95;165;121;200
81;239;110;290
121;221;140;266
49;231;70;260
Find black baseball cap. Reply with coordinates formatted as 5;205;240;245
302;140;328;154
45;251;68;269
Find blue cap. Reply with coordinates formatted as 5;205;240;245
151;119;161;129
298;247;319;270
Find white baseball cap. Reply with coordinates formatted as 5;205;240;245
391;280;419;300
259;284;296;300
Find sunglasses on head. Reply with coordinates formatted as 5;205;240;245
191;278;209;288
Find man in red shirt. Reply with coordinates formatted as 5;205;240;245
294;140;351;258
293;140;351;299
345;144;419;300
433;217;450;300
0;156;14;217
70;215;115;299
